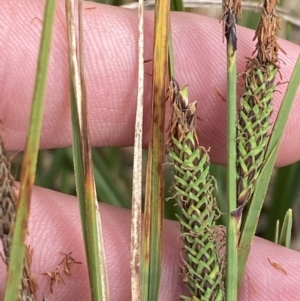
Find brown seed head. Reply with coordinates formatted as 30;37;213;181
253;0;284;65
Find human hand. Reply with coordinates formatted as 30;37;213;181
0;1;300;300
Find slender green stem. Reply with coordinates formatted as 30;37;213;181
221;3;241;301
4;1;56;301
222;2;241;300
226;37;238;301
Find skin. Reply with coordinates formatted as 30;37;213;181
0;1;300;300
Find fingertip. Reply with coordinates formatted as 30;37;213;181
240;237;300;300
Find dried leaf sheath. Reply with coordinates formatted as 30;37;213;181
237;0;282;209
167;79;224;301
0;138;37;300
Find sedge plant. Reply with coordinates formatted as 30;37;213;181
1;2;300;301
167;79;225;300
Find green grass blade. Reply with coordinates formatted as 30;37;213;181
171;0;184;11
4;1;56;300
264;162;300;241
210;164;227;225
35;148;73;193
278;209;293;248
93;148;132;208
93;162;128;206
92;149;131;208
141;1;170;300
237;139;279;287
266;55;300;160
238;55;300;287
66;0;109;300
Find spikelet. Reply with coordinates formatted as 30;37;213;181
237;0;282;209
167;79;225;301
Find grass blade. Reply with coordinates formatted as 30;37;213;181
92;149;131;208
141;1;170;300
131;0;144;300
264;162;300;241
274;220;279;244
171;0;185;11
4;1;56;300
65;1;109;300
278;209;293;248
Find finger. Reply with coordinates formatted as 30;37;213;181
0;186;186;301
1;186;299;300
0;1;299;166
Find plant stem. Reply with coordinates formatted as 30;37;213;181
66;1;109;300
4;1;56;300
222;1;241;300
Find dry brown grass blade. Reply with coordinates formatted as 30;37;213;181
130;0;144;300
141;1;170;300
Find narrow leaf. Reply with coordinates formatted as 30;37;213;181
141;1;170;300
65;1;109;300
131;0;144;300
278;209;293;248
264;162;300;241
4;1;56;300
